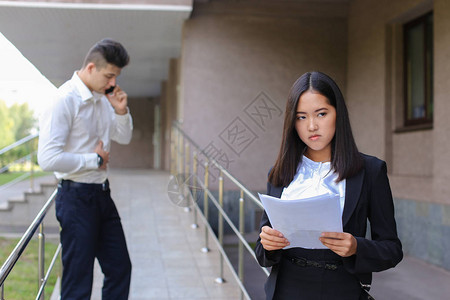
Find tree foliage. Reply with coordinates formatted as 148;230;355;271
9;102;36;141
0;100;15;149
0;99;36;168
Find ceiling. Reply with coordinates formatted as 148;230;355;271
0;1;193;98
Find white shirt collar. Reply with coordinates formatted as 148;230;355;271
301;155;331;170
280;155;346;214
72;71;101;102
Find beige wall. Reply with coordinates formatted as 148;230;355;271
433;0;450;204
347;0;427;159
180;1;348;191
161;58;181;171
346;0;450;204
172;0;450;270
175;0;450;269
110;97;156;168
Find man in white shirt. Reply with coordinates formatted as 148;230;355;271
38;38;133;300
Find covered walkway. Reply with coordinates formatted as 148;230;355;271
85;168;450;300
90;169;241;300
2;168;450;299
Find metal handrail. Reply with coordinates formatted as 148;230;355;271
0;133;40;193
0;133;39;156
0;151;37;175
0;188;60;300
191;194;252;299
172;123;263;209
171;122;269;300
36;243;62;300
197;178;263;263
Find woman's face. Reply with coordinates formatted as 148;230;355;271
295;90;336;162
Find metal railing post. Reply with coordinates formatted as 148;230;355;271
172;122;269;299
1;283;4;300
29;143;35;191
185;143;189;175
0;190;57;287
170;128;176;176
178;131;184;175
184;143;191;212
35;243;62;300
191;152;199;229
38;223;45;300
174;127;178;176
215;171;225;283
201;162;210;253
239;189;245;300
60;247;63;293
174;129;178;174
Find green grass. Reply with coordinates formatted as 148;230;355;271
0;237;61;300
0;171;51;186
0;172;25;185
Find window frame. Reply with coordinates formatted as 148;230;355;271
403;11;433;127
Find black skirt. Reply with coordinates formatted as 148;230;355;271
272;248;362;300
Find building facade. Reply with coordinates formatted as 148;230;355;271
176;0;450;271
2;0;448;271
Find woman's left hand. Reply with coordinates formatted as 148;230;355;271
319;232;357;257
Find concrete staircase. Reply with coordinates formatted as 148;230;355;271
0;180;59;233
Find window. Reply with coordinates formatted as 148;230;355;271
403;12;433;126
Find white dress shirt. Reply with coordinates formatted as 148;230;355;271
38;72;133;183
280;156;346;214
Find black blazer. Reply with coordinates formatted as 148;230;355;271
255;153;403;299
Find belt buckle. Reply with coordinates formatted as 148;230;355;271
324;263;338;270
292;257;307;267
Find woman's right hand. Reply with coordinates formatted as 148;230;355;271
259;226;290;251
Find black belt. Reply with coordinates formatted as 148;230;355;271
59;179;110;191
285;256;342;271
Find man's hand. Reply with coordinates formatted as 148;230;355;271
319;232;357;257
259;226;290;251
95;141;109;170
106;85;128;115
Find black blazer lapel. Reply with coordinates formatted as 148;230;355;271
342;168;365;226
270;185;284;198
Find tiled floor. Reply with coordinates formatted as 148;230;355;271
31;168;450;300
91;169;242;300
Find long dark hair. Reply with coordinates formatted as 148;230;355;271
269;71;363;187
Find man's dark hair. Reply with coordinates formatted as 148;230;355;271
269;71;363;187
83;38;129;69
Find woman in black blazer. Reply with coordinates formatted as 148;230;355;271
255;71;403;299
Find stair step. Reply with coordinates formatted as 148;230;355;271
8;196;26;203
0;201;11;211
0;180;59;228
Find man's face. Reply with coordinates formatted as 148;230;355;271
89;63;122;94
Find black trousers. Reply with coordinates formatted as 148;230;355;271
56;180;132;300
272;248;361;300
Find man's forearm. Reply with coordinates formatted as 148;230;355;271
37;147;98;173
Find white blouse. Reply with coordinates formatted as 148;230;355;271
280;156;346;215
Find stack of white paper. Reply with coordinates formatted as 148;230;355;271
259;193;342;249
